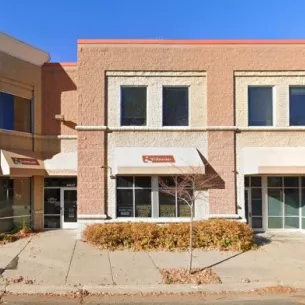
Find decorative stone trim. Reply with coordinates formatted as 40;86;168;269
35;135;77;139
78;214;108;220
108;126;237;132
238;127;305;131
208;214;240;219
235;71;305;77
106;71;206;77
75;126;107;131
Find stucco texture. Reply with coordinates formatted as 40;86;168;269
107;131;209;219
107;73;206;128
236;131;305;219
77;42;305;218
0;51;43;229
42;65;78;135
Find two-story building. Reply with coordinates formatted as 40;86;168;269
1;33;305;235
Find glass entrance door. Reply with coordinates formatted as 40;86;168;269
61;188;77;229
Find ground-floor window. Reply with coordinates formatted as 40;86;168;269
267;176;303;229
245;176;305;230
0;177;31;233
116;176;194;218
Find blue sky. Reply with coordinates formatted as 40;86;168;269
1;0;305;62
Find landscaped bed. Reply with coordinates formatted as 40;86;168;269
83;219;256;251
0;227;34;245
160;268;222;285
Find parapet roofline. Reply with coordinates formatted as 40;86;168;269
0;32;50;66
77;39;305;45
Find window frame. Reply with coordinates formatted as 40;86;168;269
120;86;147;127
116;176;152;218
289;86;305;126
247;86;274;127
115;176;195;219
162;86;190;127
158;176;194;218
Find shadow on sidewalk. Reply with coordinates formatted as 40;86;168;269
200;234;272;269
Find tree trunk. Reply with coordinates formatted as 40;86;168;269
188;203;194;274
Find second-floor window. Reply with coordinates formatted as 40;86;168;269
289;87;305;126
248;87;273;126
163;87;189;126
121;87;147;126
0;91;32;133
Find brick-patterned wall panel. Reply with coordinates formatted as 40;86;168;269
208;131;236;215
77;131;106;215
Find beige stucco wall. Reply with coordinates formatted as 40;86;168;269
107;72;207;128
236;131;305;219
235;72;305;127
0;50;42;146
107;131;209;219
0;50;44;230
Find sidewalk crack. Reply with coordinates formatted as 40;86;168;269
65;239;77;285
107;251;116;285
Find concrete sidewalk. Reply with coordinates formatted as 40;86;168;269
0;230;305;293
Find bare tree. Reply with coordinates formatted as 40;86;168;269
159;166;220;274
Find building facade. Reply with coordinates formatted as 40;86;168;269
1;34;305;235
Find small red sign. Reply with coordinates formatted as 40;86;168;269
12;157;40;166
142;155;175;163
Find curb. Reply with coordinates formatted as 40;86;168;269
1;281;304;295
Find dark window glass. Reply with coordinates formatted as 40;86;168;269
159;192;176;217
0;178;31;232
178;189;194;217
252;217;263;229
284;177;299;188
44;178;77;187
284;189;299;216
289;87;305;126
117;189;133;217
44;216;60;229
163;87;189;126
301;177;305;187
135;189;151;217
158;176;175;188
116;176;152;218
244;176;250;187
251;188;262;200
251;199;262;216
121;87;146;126
44;189;60;215
0;92;32;132
116;176;133;188
268;177;282;187
248;87;273;126
251;177;262;187
63;190;77;223
134;177;151;188
268;188;283;216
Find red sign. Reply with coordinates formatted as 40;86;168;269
142;155;175;163
12;157;40;166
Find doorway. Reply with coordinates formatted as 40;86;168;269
44;178;77;229
61;188;77;229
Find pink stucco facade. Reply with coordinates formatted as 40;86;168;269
3;36;305;233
